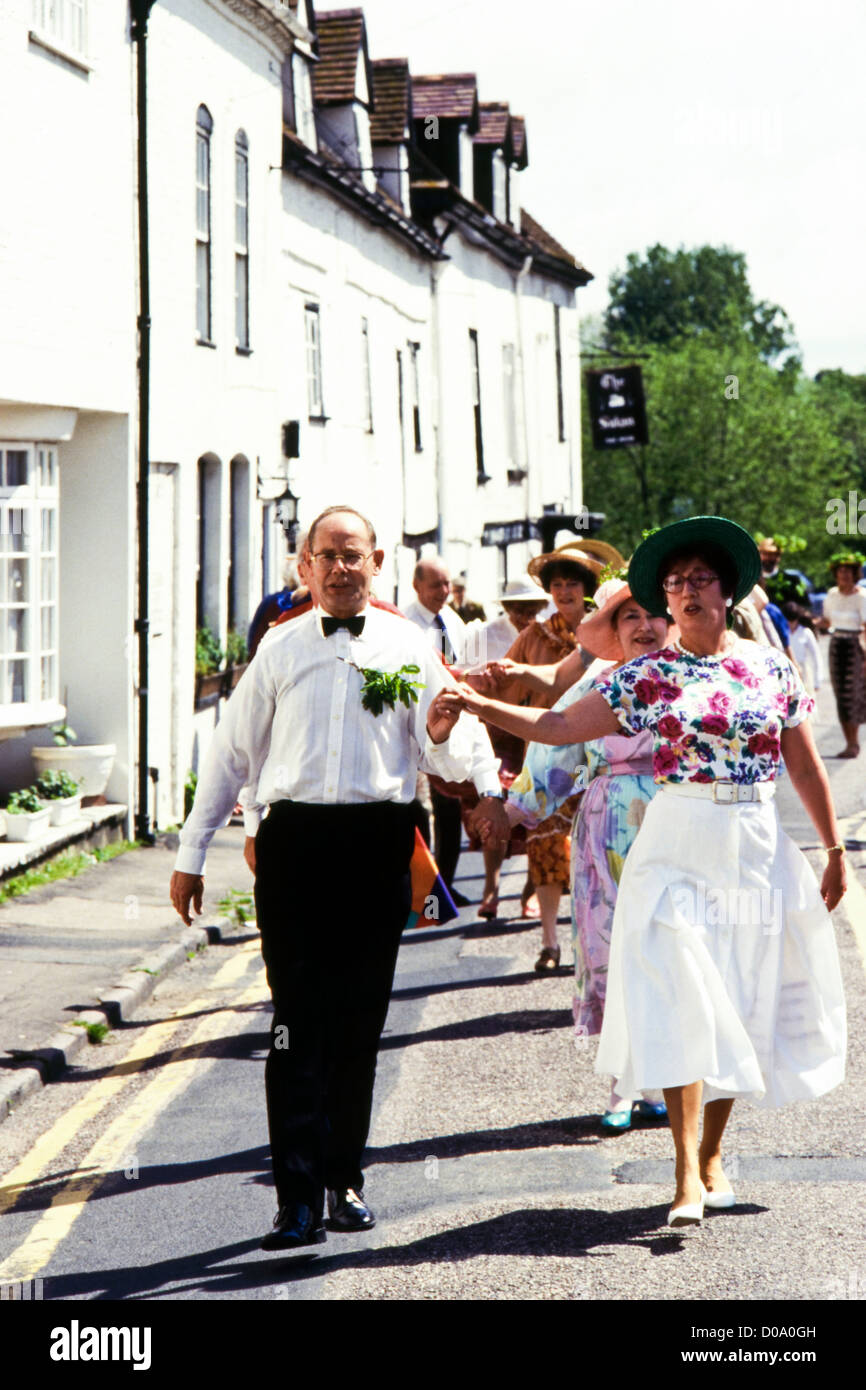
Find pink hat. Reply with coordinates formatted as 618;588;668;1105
576;578;636;661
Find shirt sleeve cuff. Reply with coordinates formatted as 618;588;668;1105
474;782;503;799
174;845;207;876
243;807;265;836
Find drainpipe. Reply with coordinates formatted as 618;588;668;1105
131;1;157;844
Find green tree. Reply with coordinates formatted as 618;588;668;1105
605;244;799;368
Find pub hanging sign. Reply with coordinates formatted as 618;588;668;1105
586;365;649;449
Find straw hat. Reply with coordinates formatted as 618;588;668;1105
527;541;609;591
576;579;637;661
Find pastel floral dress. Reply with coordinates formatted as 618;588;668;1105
590;640;847;1107
509;670;657;1036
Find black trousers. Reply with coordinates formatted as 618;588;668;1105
430;786;462;888
254;800;415;1214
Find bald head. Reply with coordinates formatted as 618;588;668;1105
413;556;451;614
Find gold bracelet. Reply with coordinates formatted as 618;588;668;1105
825;842;846;854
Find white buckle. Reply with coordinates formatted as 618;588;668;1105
712;780;737;803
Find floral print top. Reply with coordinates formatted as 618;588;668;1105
594;640;814;784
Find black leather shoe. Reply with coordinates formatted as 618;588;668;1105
326;1187;376;1231
260;1202;326;1250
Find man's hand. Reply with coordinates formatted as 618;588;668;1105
463;668;499;695
170;871;204;926
244;836;257;875
427;688;463;744
468;796;510;850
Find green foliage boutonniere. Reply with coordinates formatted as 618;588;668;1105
340;659;426;716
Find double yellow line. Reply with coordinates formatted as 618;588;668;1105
0;937;267;1282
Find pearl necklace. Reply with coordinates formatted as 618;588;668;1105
673;637;731;660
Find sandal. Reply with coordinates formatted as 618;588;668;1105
478;895;499;920
534;946;561;972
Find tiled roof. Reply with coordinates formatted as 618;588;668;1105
510;115;528;167
521;208;587;273
313;9;367;106
370;58;411;145
411;73;479;124
475;101;510;146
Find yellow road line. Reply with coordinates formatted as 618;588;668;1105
0;936;262;1219
0;969;268;1282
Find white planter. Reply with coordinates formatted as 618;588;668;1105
39;793;83;826
4;806;52;842
32;744;116;799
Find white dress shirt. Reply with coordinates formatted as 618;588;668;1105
404;598;468;666
176;605;501;875
470;612;520;665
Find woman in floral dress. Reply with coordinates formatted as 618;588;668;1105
505;579;670;1127
450;517;847;1228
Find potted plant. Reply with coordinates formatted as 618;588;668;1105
31;701;116;802
35;769;84;826
5;786;52;842
224;629;248;692
195;625;225;705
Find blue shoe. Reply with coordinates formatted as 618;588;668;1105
633;1099;668;1120
600;1107;632;1130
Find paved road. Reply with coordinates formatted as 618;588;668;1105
0;678;863;1336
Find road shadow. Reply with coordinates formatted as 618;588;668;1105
379;1007;572;1051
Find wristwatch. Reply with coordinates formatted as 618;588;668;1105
480;790;508;801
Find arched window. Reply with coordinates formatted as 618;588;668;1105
195;105;213;341
234;130;250;350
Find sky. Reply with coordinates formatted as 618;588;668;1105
357;0;865;376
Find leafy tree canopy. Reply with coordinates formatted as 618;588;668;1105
605;243;799;368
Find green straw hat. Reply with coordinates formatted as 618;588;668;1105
628;516;762;617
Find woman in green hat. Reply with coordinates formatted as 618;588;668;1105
447;517;847;1228
816;552;866;757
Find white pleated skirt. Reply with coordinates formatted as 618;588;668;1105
595;791;847;1107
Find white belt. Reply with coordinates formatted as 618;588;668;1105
660;779;775;804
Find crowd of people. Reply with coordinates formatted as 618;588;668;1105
170;508;853;1246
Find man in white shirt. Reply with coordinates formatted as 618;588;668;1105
404;556;469;667
403;556;488;903
170;507;507;1252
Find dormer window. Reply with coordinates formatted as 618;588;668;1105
293;53;317;151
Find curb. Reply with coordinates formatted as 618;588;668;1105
0;914;238;1127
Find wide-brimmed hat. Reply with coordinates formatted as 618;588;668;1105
498;579;548;603
527;542;608;591
828;549;865;576
628;517;761;617
576;579;638;661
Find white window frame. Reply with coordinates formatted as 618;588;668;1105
30;0;87;61
0;443;60;708
305;304;324;419
293;53;317;151
196;105;214;343
361;317;374;433
234;130;250;351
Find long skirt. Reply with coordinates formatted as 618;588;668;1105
828;632;866;724
595;791;846;1107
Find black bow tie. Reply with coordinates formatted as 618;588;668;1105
322;615;365;637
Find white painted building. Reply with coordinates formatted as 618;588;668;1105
0;0;593;833
0;1;137;809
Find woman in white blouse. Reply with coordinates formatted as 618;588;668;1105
817;556;866;757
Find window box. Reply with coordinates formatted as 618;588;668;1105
226;662;248;692
195;671;224;707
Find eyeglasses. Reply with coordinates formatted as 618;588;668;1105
309;550;374;571
661;570;719;593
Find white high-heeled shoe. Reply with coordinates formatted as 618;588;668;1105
703;1185;735;1210
668;1181;706;1227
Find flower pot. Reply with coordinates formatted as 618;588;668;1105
39;793;83;826
32;744;116;799
4;806;52;842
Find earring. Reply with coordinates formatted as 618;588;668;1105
665;607;672;616
725;598;733;608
